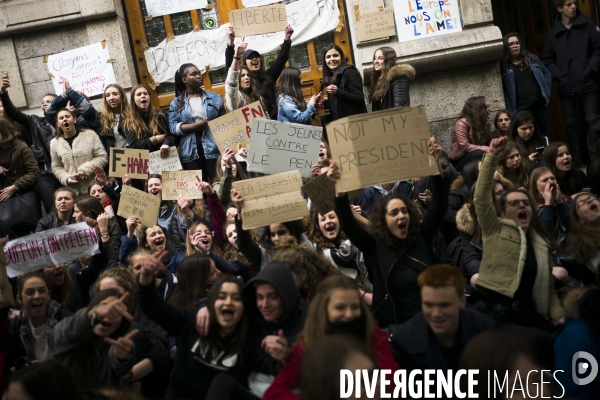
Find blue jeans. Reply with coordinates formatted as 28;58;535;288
559;91;600;163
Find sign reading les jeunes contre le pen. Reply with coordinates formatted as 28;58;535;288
3;223;99;278
232;171;308;230
109;148;149;180
117;186;161;228
327;106;439;193
247;119;322;178
393;0;461;42
209;101;265;154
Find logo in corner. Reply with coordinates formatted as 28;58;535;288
572;351;598;386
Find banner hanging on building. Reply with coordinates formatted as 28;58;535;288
392;0;462;42
144;0;208;18
144;0;340;83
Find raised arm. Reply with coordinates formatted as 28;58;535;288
266;25;293;83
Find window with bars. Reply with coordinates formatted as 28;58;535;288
125;0;352;108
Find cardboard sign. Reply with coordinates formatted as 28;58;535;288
393;0;462;42
356;8;397;42
229;4;288;36
3;223;99;278
109;148;149;179
209;101;265;154
162;170;203;201
232;171;308;230
144;0;208;17
302;174;365;215
117;186;161;228
327;106;439;192
148;147;183;175
247;119;322;178
47;42;117;97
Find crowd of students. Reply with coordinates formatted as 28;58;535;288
0;2;599;398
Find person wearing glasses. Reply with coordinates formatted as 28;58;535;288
473;136;564;335
501;32;552;137
567;192;600;285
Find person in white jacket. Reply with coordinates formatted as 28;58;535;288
50;108;107;195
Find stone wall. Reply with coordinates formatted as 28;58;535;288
344;0;504;151
0;0;136;116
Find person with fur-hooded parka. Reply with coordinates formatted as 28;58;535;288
369;47;415;112
371;64;415;112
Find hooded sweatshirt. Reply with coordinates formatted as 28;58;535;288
243;261;307;397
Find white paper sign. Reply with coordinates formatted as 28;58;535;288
3;223;100;278
47;42;117;97
393;0;462;42
247;119;322;178
242;0;280;7
144;0;208;17
144;0;340;83
148;146;183;175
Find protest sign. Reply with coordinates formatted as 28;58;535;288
117;186;161;228
229;5;288;36
109;148;149;179
209;101;265;154
47;42;117;97
162;170;203;201
302;174;365;215
148;147;183;175
3;223;99;278
327;106;439;192
242;0;280;7
144;0;208;17
393;0;461;42
144;0;340;83
247;119;322;178
356;7;397;42
232;171;308;230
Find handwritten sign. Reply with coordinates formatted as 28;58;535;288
302;174;336;215
229;5;288;36
145;0;340;83
109;148;149;179
393;0;461;42
232;171;308;230
117;186;161;228
148;147;182;175
3;223;99;278
242;0;280;7
162;170;203;201
356;8;397;42
247;119;322;178
47;42;117;97
209;101;265;154
327;106;439;192
144;0;208;18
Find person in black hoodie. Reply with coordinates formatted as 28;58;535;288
0;75;60;214
542;0;600;165
224;25;294;120
204;261;307;400
319;44;368;123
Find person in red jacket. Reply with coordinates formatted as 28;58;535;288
264;275;398;400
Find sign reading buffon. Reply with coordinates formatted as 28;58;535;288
109;148;149;179
232;171;308;230
3;223;99;278
327;106;439;193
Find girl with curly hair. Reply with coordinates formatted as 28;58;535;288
328;137;449;327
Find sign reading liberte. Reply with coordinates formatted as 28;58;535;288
232;171;308;230
247;119;322;178
327;106;439;192
229;4;288;36
3;223;99;278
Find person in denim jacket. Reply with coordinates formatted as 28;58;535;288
501;32;552;137
169;63;225;182
277;67;320;124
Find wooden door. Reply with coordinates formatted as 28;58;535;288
123;0;352;109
